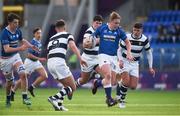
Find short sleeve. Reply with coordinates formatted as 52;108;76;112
118;28;127;41
1;31;10;45
68;34;74;43
144;38;151;51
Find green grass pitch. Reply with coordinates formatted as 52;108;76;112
0;88;180;116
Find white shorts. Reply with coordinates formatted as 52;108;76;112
24;58;43;74
98;54;119;73
0;53;23;75
80;53;99;73
47;58;72;80
121;58;139;77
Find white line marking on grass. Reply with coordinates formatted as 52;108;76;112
66;103;180;107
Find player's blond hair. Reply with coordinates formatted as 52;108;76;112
109;11;121;21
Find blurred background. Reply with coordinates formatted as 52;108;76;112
0;0;180;90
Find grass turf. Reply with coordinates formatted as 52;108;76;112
0;88;180;116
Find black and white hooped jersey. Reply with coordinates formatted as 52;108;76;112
83;26;99;56
47;32;74;60
120;33;151;61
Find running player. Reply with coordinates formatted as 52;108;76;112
11;28;48;98
116;22;155;108
92;11;133;107
75;15;103;88
47;19;87;111
0;13;35;107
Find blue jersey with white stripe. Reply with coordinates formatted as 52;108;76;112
94;24;127;56
0;27;23;57
28;38;41;57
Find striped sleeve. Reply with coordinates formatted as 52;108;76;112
68;34;74;43
144;38;151;51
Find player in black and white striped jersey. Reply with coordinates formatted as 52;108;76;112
75;15;103;89
47;19;87;111
116;22;155;108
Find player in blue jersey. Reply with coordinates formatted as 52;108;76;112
0;13;36;107
91;11;133;107
10;28;48;98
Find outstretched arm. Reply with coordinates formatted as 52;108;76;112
68;40;87;67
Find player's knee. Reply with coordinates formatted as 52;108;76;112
130;84;137;90
41;73;48;79
111;82;116;86
80;77;89;85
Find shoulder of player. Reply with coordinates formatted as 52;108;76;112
1;28;9;35
85;27;94;34
97;23;108;31
15;28;22;34
49;32;73;40
141;34;149;42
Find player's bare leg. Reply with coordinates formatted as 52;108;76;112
91;66;103;94
28;67;48;97
14;62;31;107
100;64;117;107
129;76;139;90
11;79;21;101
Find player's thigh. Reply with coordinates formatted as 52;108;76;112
80;71;91;83
59;76;76;92
94;65;104;77
101;63;111;78
129;76;139;89
36;67;48;78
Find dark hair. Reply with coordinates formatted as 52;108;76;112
33;27;41;34
7;13;20;22
55;19;65;28
109;11;121;21
133;22;143;29
93;15;103;22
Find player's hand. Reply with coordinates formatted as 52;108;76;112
118;60;124;69
31;46;40;53
23;40;33;48
126;53;134;61
19;45;29;51
149;68;155;77
38;58;47;62
80;58;88;67
83;37;93;49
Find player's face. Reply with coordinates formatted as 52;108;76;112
111;19;120;30
34;30;42;40
133;27;142;38
93;21;102;30
9;19;19;30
